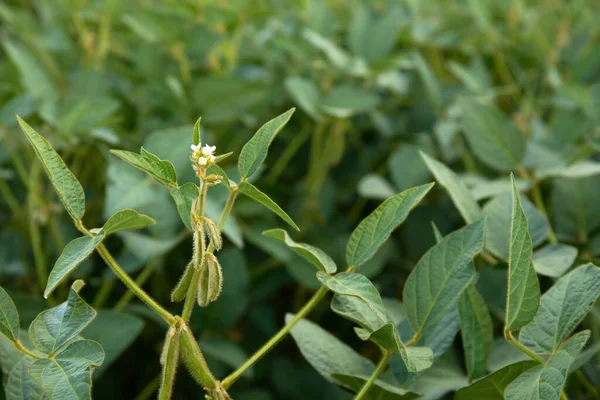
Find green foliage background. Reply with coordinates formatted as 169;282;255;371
1;0;600;399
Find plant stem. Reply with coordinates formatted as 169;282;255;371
134;374;161;400
92;279;116;309
575;370;600;399
222;285;328;389
96;243;175;325
181;227;205;323
404;332;421;347
354;350;392;400
530;181;557;243
0;179;21;217
28;163;47;296
504;330;544;363
560;391;568;400
114;259;158;311
14;341;41;359
181;181;208;323
516;167;558;244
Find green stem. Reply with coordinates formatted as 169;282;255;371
404;332;421;347
134;374;161;400
267;127;310;184
575;370;599;399
354;350;392;400
92;279;116;309
504;330;544;364
222;285;328;389
560;392;568;400
517;167;558;244
96;243;175;325
28;163;47;295
14;341;41;359
530;182;557;243
0;179;21;217
114;259;158;311
181;180;209;323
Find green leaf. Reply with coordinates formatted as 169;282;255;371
420;152;482;224
505;331;590;400
454;361;538;400
321;86;379;118
3;40;57;120
458;285;493;380
30;282;96;355
346;183;434;269
192;117;201;146
110;148;177;187
537;160;600;179
519;264;600;355
358;174;396;200
238;108;295;178
285;77;321;121
346;6;404;63
458;98;526;171
237;181;299;231
83;310;144;377
262;229;336;273
400;347;435;374
532;243;578;278
0;286;19;341
505;175;541;331
413;52;442;112
483;190;548;261
403;219;484;334
331;294;386;333
317;272;386;321
44;234;104;299
391;309;460;385
331;373;420;399
17;117;85;221
5;357;44;400
102;209;155;236
552;176;600;239
30;339;105;400
287;314;375;387
406;357;468;399
169;182;199;231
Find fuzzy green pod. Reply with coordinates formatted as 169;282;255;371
158;327;180;400
205;218;222;251
197;253;223;307
171;261;194;302
178;324;215;389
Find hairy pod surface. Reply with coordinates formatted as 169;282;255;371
197;254;223;307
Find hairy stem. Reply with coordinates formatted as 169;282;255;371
181;181;208;323
504;330;544;364
222;285;328;389
354;350;392;400
96;243;175;325
114;259;158;311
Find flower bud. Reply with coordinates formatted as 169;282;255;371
204;218;222;251
196;254;223;306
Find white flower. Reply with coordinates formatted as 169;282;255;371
198;157;208;166
191;144;200;151
202;144;216;157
